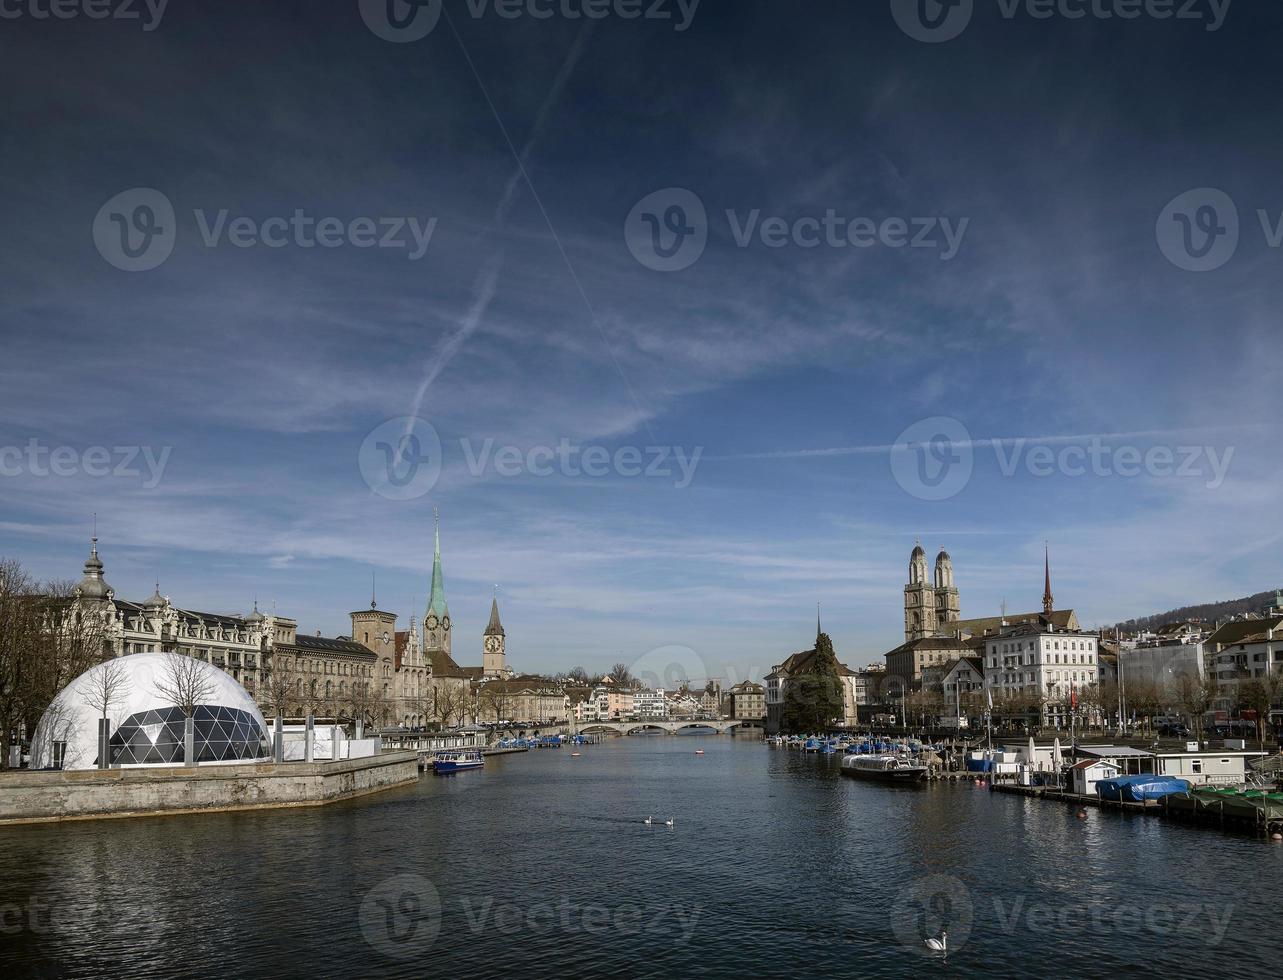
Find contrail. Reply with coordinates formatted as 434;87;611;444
402;18;596;447
704;423;1270;461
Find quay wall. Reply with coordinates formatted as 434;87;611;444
0;751;420;825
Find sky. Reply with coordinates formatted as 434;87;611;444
2;0;1281;686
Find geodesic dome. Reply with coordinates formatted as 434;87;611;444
30;653;269;770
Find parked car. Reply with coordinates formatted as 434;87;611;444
1158;723;1191;738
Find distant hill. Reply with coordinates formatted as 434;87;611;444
1114;589;1281;633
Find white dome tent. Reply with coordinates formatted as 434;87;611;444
30;653;270;770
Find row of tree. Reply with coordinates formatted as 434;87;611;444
907;671;1283;745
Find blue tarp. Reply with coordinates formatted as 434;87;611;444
1096;774;1190;802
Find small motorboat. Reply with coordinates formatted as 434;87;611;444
694;749;705;755
432;749;485;774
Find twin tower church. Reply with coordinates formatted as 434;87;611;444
903;543;961;642
901;539;1073;644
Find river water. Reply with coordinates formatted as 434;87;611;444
1;737;1279;978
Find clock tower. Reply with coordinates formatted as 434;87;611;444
351;588;397;663
483;592;506;677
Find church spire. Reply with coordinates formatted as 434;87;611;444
427;508;448;619
1042;542;1054;616
485;590;505;637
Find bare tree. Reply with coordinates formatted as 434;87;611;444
347;680;381;729
154;650;215;717
0;560;111;768
0;558;40;768
431;681;469;729
611;662;633;689
81;657;131;719
566;665;589;685
1174;672;1216;743
261;652;297;721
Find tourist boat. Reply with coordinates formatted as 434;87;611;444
432;749;485;774
840;754;927;783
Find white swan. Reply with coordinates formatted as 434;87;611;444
664;818;675;827
924;930;947;952
643;816;653;824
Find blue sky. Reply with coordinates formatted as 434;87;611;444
2;1;1280;685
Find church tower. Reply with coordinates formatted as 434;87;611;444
1042;544;1054;616
934;548;961;632
351;581;397;661
483;590;506;677
423;510;451;658
904;541;937;642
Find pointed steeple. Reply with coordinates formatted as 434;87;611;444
1042;542;1054;616
486;590;505;637
427;508;449;620
816;601;822;644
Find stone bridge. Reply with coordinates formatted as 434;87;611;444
576;720;763;736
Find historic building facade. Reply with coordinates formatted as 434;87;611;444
71;512;511;731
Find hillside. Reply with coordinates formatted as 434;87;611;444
1115;589;1281;633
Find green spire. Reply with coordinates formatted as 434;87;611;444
428;508;448;619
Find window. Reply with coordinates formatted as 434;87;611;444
1191;759;1202;774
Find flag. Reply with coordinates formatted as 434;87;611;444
986;687;993;711
1070;682;1078;711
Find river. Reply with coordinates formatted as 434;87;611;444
1;737;1279;977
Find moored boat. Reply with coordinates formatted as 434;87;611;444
433;749;485;774
840;754;927;783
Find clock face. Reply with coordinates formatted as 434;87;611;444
382;631;390;645
426;614;438;629
486;636;499;652
442;615;450;629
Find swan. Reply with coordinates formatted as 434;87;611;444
643;816;653;824
664;818;675;827
924;930;947;952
